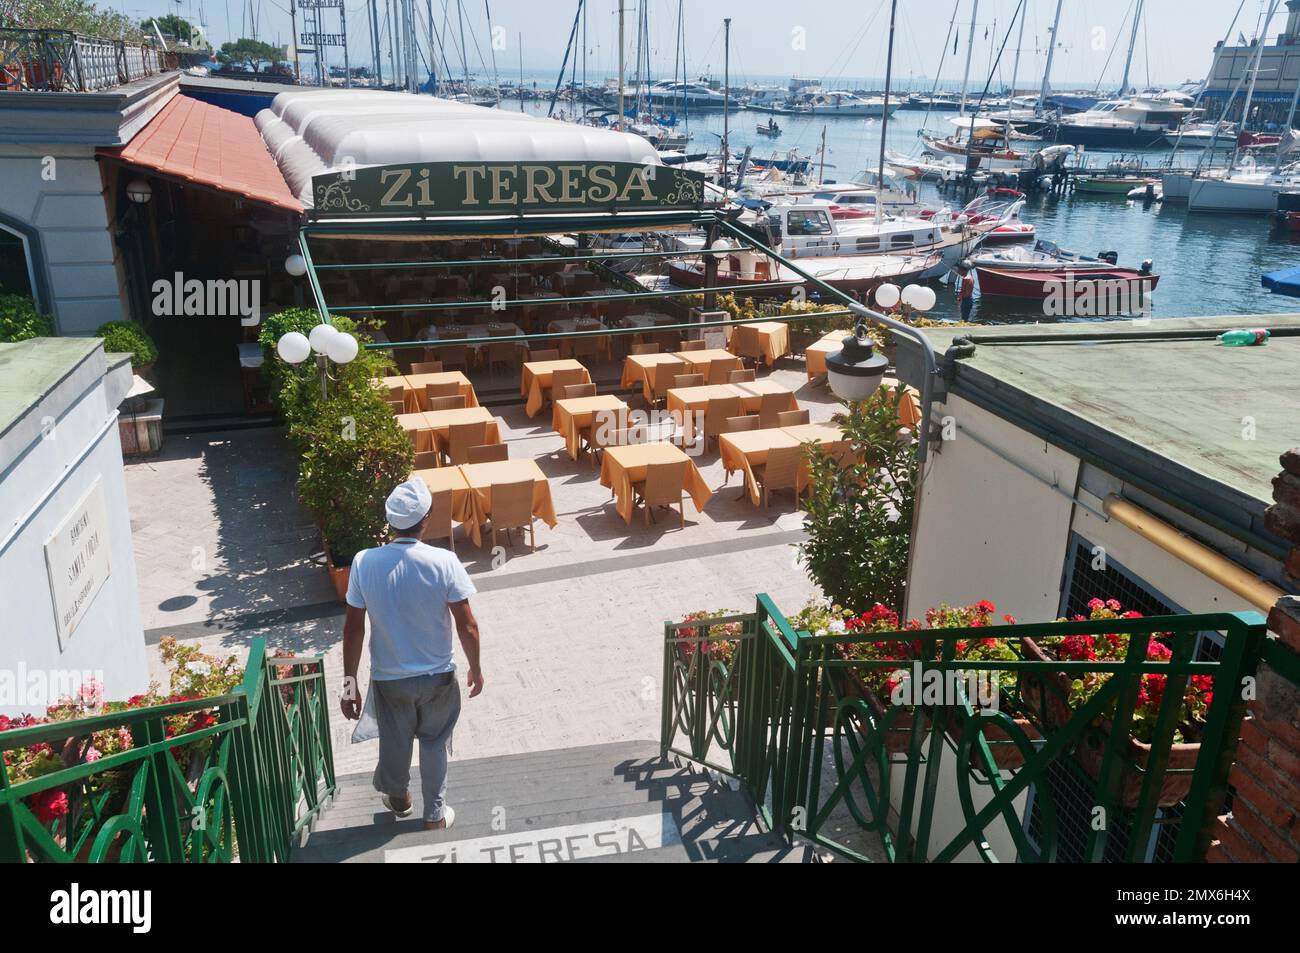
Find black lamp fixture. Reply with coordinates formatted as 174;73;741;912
825;320;890;402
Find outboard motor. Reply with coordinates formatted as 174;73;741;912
1098;250;1119;265
1139;259;1153;276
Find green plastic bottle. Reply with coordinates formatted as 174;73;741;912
1217;329;1270;347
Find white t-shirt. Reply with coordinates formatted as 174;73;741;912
345;538;476;681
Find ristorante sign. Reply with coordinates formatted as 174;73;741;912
311;160;709;217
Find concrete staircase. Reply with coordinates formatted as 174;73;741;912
292;740;815;863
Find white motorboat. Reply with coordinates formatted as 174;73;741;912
1048;97;1192;148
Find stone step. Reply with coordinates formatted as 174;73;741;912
293;741;811;863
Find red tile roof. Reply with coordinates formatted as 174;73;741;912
101;94;303;213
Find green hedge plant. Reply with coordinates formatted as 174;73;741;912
0;294;54;343
95;320;158;368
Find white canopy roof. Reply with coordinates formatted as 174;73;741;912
256;89;662;206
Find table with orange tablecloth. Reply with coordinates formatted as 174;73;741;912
882;377;924;428
401;370;478;411
457;459;558;547
804;330;849;380
551;394;628;461
619;353;688;404
547;317;610;359
672;348;744;377
412;465;477;527
418;406;503;456
665;381;799;432
731;321;791;366
599;442;713;525
520;358;591;417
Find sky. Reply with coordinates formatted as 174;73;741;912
122;0;1275;89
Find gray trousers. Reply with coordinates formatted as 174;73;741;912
371;672;461;822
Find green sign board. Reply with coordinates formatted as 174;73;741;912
311;160;709;218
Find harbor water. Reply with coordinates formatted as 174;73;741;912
524;97;1300;324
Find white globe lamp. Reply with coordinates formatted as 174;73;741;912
326;331;359;364
874;283;901;310
901;284;937;311
285;253;308;278
825;323;890;403
276;331;311;365
308;323;339;355
126;179;152;204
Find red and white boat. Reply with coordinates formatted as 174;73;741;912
972;241;1158;301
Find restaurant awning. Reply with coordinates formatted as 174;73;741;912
98;94;304;213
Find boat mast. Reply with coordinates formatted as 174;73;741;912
617;0;625;130
723;17;732;191
959;0;979;117
877;0;898;217
1009;0;1026;97
1275;26;1300;170
518;31;524;111
1038;0;1064;116
1117;0;1145;96
819;125;827;185
1168;0;1243;162
1232;0;1281;171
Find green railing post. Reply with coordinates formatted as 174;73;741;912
136;716;184;862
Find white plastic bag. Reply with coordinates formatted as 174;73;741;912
350;679;379;743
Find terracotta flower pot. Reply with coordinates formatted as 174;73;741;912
1019;636;1200;809
321;535;351;604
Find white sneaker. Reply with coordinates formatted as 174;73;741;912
426;805;455;830
381;794;414;819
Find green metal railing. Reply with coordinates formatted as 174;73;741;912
662;595;1268;863
0;640;336;862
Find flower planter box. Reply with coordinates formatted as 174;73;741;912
1019;636;1200;809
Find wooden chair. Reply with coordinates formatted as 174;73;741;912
723;414;760;433
386;398;406;414
446;420;488;466
728;368;756;384
706;357;735;385
489;479;537;551
753;445;802;511
435;330;471;373
586;409;624;464
672;373;704;389
631;459;689;528
413;451;439;470
548;367;587;407
410;361;444;374
570;320;603;363
703;395;742;449
630;342;659;355
648;359;684;408
424;380;461;400
386;382;407;402
732;324;765;365
758;391;790;429
468;443;509;464
420;489;456;553
679;339;707;351
429;394;468;411
528;348;560;362
487;328;520;376
561;383;597;399
777;409;811;427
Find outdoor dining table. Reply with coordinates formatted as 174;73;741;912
719;423;849;506
552;394;628;461
552;269;599;295
520;358;592;417
804;329;847;380
619;353;687;404
664;381;799;425
412;465;477;527
672;348;744;376
458;459;558;547
400;370;478;411
730;321;792;366
598;442;713;525
399;407;502;455
547;317;610;359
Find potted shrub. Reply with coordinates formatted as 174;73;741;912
0;293;54;343
95;320;159;379
1018;599;1209;808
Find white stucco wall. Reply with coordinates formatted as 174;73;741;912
0;342;146;715
0;144;126;334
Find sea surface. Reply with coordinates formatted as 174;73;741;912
517;98;1300;325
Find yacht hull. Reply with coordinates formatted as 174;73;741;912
1187;176;1279;214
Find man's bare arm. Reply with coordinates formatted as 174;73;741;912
449;599;483;697
340;605;366;719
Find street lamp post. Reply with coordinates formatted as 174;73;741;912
276;321;359;398
824;282;936;405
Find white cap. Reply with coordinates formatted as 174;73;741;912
385;477;432;530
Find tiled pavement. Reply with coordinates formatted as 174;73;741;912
125;358;836;772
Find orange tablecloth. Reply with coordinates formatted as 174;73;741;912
458;459;558;547
598;442;713;525
664;381;799;429
400;407;501;455
402;371;478;411
805;330;848;380
672;348;743;377
619;353;688;404
520;358;591;417
883;377;924;428
551;394;628;461
547;318;610;359
412;466;477;527
719;423;849;505
732;321;791;366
